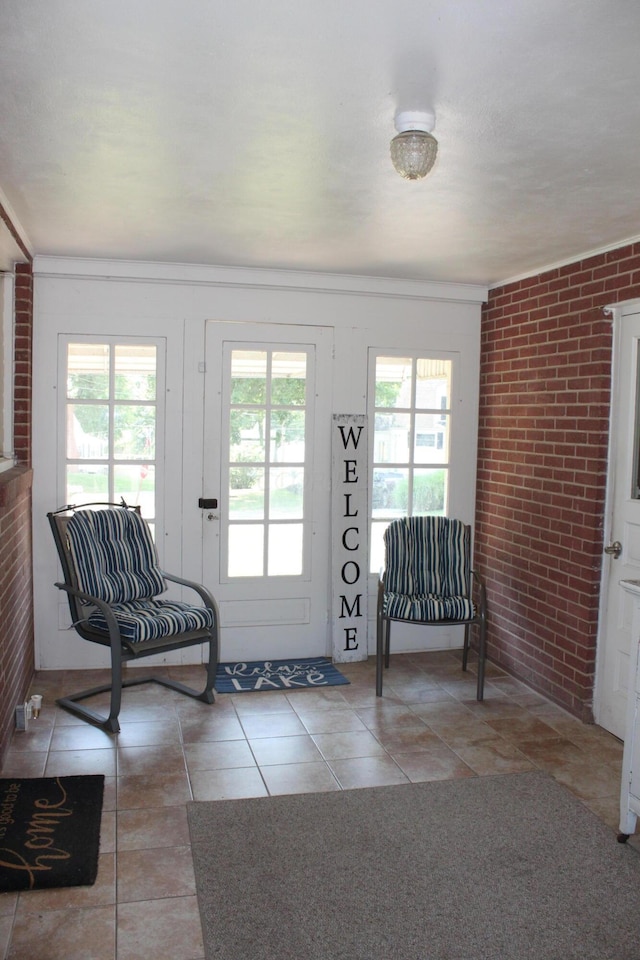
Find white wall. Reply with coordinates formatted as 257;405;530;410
32;257;486;670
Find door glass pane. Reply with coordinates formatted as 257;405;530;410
64;340;160;521
231;351;267;404
67;343;110;399
370;353;453;572
114;405;156;459
114;345;157;400
271;353;306;405
229;468;265;519
228;525;264;577
269;467;304;518
268;524;303;575
225;346;310;579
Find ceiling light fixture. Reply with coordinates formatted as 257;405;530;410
390;110;438;181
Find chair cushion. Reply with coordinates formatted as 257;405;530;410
66;507;166;603
87;598;215;643
384;516;471;598
383;592;475;622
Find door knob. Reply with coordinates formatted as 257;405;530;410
604;541;622;559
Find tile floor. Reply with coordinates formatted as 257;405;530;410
0;651;632;960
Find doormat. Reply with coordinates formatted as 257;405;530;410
215;657;350;693
0;775;104;892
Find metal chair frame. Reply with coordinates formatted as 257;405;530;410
48;501;220;733
375;521;488;700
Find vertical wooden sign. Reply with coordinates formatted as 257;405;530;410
331;414;368;663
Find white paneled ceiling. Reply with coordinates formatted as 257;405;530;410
2;0;640;285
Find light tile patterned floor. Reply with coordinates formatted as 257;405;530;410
0;652;631;960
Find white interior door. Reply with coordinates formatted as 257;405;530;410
596;306;640;738
203;322;332;662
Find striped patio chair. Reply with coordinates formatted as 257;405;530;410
48;502;220;732
376;516;487;699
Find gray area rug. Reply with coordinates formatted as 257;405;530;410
187;771;640;960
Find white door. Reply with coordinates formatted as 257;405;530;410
596;305;640;738
203;322;333;662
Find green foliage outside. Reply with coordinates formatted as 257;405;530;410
391;471;445;513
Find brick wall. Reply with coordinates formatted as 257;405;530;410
0;259;34;762
476;242;640;720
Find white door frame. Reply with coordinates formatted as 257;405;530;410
594;298;640;733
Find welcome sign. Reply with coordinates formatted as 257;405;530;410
331;414;368;663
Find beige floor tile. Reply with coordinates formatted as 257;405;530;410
0;892;17;918
48;725;117;752
239;712;308;739
393;748;476;782
117;845;195;903
0;751;47;777
117;896;204;960
371;724;446;754
297;708;366;735
183;739;256;771
117;770;192;809
260;760;341;795
485;715;564;744
101;810;117;854
116;743;187;777
328;755;409;789
44;748;117;777
179;714;246;743
8;904;116;960
426;716;504;749
230;691;296;715
0;916;12;959
285;688;350;712
247;734;323;766
311;730;388;760
453;740;535;776
189;766;268;800
114;718;182;747
117;805;191;851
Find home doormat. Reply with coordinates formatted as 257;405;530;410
215;657;350;693
0;775;104;892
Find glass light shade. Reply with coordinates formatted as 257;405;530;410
390;130;438;180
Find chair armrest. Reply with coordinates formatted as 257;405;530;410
54;581;123;639
161;570;219;618
471;568;487;617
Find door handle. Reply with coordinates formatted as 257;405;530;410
604;540;622;559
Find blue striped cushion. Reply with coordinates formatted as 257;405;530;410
384;517;470;597
383;517;473;622
383;592;474;622
66;507;166;603
86;598;215;643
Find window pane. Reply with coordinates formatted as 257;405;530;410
114;345;157;400
66;464;108;504
114;405;156;459
415;358;451;408
270;410;305;462
228;525;264;577
67;344;110;399
230;409;266;462
373;412;410;464
114;464;155;518
370;521;389;575
372;468;407;514
67;404;109;458
414;413;449;463
231;351;267;404
375;357;412;408
271;352;306;405
412;469;446;515
229;468;265;519
270;467;304;518
268;524;303;575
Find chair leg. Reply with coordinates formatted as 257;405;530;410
462;623;470;671
476;618;487;702
376;615;385;696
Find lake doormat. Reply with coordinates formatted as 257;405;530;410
215;657;350;692
0;775;104;891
